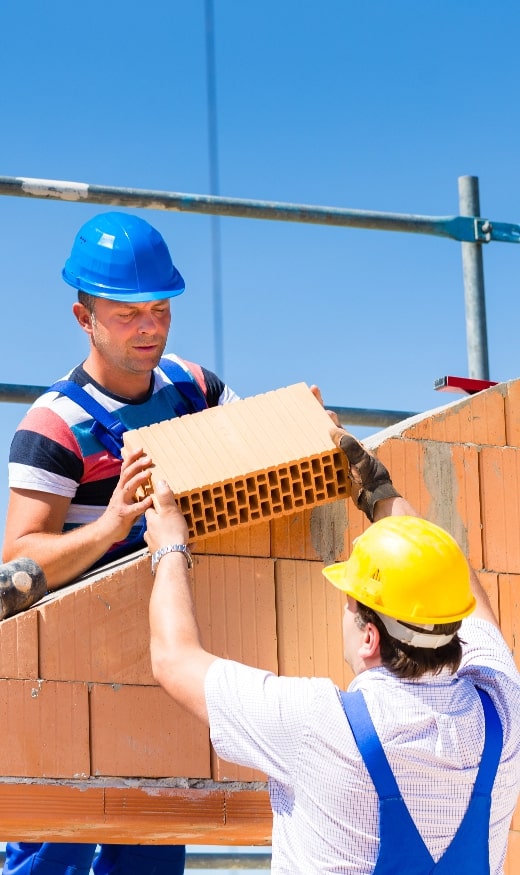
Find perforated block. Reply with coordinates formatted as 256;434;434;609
123;383;351;541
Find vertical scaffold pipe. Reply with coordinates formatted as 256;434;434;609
458;175;490;380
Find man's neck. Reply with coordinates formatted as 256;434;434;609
82;355;153;401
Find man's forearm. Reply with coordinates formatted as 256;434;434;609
372;495;418;521
469;566;501;629
3;452;155;590
149;550;215;723
3;520;124;589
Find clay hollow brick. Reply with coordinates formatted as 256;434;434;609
123;382;351;540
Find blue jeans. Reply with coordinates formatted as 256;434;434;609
3;843;186;875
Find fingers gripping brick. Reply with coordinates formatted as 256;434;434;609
339;434;401;522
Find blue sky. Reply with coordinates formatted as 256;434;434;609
1;0;520;540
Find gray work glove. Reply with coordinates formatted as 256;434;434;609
0;558;48;620
335;431;401;522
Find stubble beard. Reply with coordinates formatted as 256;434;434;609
92;327;168;372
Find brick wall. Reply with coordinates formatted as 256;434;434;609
0;380;517;868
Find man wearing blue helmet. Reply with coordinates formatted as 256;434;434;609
2;211;240;875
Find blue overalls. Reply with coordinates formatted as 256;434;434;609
3;844;185;875
3;359;207;875
340;688;503;874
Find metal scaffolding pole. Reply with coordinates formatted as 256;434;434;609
0;383;416;428
0;173;518;408
458;175;490;380
1;176;519;244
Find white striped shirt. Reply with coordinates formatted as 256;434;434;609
205;617;520;874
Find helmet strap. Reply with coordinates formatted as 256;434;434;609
374;611;456;649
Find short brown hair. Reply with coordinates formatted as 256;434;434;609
355;601;463;679
77;291;98;314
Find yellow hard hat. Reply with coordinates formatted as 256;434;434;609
322;516;475;625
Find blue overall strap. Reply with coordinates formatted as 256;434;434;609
46;361;209;557
472;687;503;795
339;689;412;800
48;360;207;460
432;688;503;874
50;380;127;459
339;688;503;875
159;357;208;415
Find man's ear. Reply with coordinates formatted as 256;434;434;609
358;621;380;660
72;301;94;335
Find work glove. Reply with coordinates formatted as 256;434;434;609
334;430;401;522
0;558;48;620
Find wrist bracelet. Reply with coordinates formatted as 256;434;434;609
151;544;193;576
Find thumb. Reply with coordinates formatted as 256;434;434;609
329;425;348;448
310;384;324;406
151;478;175;510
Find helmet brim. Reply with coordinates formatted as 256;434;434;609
62;267;185;301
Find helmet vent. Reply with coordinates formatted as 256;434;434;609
371;568;381;581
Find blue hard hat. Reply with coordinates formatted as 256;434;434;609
62;211;185;301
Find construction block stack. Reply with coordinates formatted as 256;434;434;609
0;379;518;871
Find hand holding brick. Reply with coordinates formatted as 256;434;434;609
123;383;352;540
330;426;401;522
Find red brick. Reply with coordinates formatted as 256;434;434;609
475;571;500;626
480;447;520;573
270;500;350;562
191;555;277;782
275;559;353;690
0;783;272;845
90;683;210;778
194;556;277;669
505;826;520;874
402;384;506;445
0;609;38;679
195;520;271;557
39;555;154;685
504;380;520;448
377;439;482;568
0;783;105;838
497;574;520;668
0;679;89;777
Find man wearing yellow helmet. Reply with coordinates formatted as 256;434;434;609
145;427;520;874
